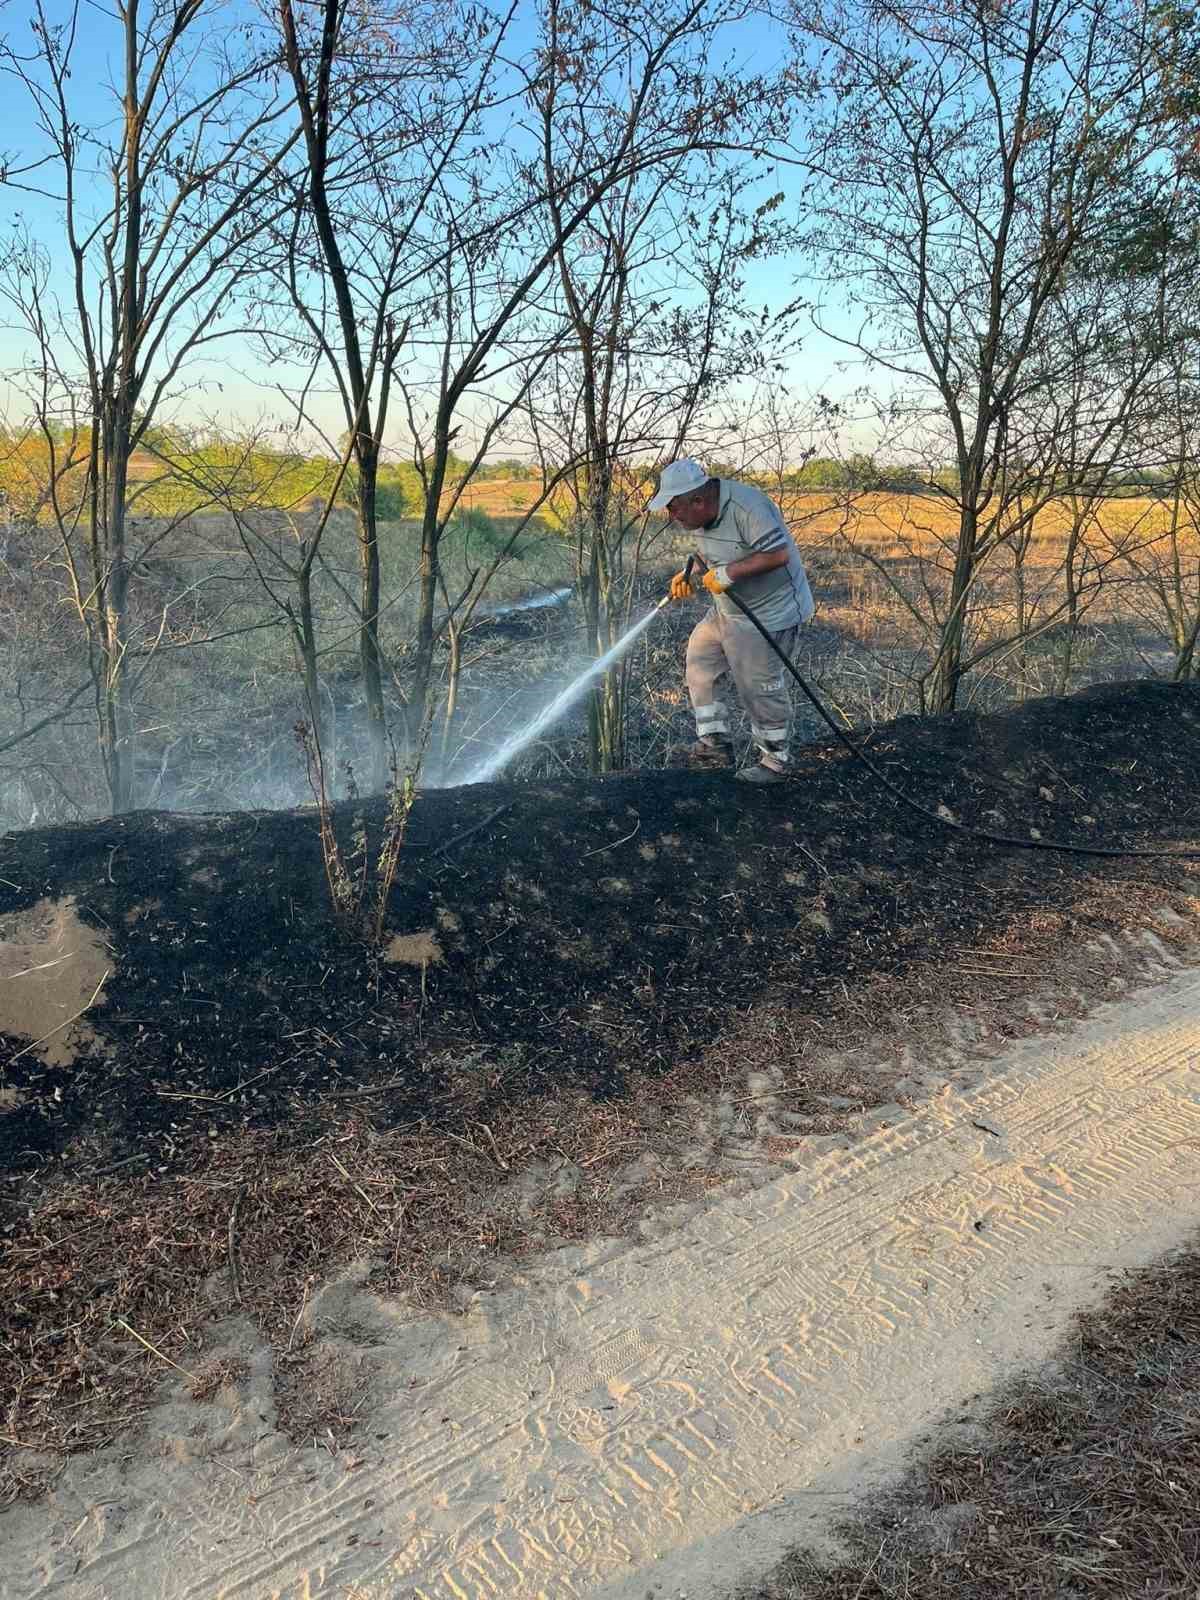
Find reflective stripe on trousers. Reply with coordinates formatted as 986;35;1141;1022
692;702;730;737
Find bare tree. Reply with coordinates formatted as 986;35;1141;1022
1120;468;1200;683
1106;186;1200;682
0;0;296;811
790;0;1167;712
271;0;508;787
392;0;796;741
534;164;791;770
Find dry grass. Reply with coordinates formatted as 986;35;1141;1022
187;1355;250;1404
0;499;575;825
452;477;544;515
273;1344;373;1450
770;491;1199;729
4;477;1196;826
743;1240;1200;1600
0;1067;717;1488
780;488;1183;549
457;485;1198;790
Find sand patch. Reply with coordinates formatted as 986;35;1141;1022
383;929;443;967
0;897;111;1066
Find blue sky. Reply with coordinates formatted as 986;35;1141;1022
0;0;867;458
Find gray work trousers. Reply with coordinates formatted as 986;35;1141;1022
685;609;799;770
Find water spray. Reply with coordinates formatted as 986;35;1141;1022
461;559;694;785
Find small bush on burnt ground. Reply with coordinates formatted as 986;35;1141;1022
294;722;422;945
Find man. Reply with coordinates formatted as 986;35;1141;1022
648;458;814;784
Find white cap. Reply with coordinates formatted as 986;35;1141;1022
648;457;709;511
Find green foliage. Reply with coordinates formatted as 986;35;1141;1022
376;461;424;518
0;428;518;524
373;481;407;519
471;457;540;481
343;462;409;519
781;454;915;490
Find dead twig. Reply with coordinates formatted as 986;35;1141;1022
0;952;77;980
89;1153;149;1178
115;1318;196;1382
958;965;1044;978
324;1076;411;1099
287;1285;310;1355
583;814;641;858
435;804;513;857
8;971;110;1064
794;840;829;877
328;1152;384;1218
476;1122;509;1171
154;1064;287;1104
227;1186;246;1304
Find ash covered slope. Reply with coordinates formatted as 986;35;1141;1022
1;680;1198;1175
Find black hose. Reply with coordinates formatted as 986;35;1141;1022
705;567;1200;861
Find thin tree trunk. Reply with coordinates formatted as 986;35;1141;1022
440;615;462;773
296;563;324;755
357;443;386;784
102;446;134;811
96;0;143;814
279;0;389;790
410;426;453;749
930;502;978;714
589;545;628;774
1056;498;1083;697
1174;624;1198;682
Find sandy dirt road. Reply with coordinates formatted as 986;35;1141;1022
6;965;1200;1600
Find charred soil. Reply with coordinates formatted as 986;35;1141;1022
2;678;1200;1478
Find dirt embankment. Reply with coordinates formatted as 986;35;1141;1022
3;679;1199;1175
2;678;1199;1481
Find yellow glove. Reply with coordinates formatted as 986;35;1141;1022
668;571;695;601
702;564;732;595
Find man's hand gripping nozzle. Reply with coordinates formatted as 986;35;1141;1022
662;553;697;607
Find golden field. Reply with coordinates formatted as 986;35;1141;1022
459;481;1194;568
781;489;1188;557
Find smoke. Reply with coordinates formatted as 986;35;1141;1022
0;583;664;828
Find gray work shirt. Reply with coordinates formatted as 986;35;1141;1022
698;479;815;632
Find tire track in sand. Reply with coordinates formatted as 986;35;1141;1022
12;968;1200;1600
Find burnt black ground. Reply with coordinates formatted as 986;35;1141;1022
2;679;1199;1185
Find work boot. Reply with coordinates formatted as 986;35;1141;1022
687;735;734;770
736;760;787;784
